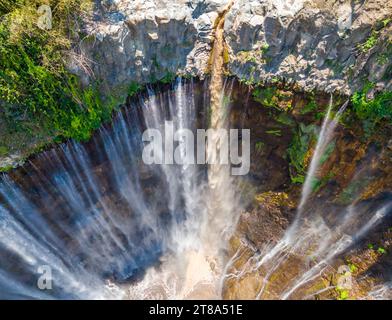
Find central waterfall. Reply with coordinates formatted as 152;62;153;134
205;0;239;265
129;2;241;299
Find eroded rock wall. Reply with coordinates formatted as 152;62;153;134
72;0;392;95
71;0;231;91
225;0;392;94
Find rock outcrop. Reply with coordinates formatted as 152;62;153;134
72;0;392;96
71;0;231;92
225;0;392;94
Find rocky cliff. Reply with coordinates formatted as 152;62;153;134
72;0;392;95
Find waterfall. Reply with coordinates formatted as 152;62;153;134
0;24;389;298
223;194;392;300
0;80;181;298
368;282;392;300
0;0;242;297
129;2;242;299
298;97;349;212
221;99;391;300
0;77;390;300
205;0;239;249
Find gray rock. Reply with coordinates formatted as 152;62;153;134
69;0;392;97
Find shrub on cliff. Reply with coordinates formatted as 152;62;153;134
351;83;392;134
0;0;115;142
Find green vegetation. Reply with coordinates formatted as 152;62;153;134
300;97;318;115
286;123;317;184
351;83;392;135
255;141;265;153
311;171;335;193
377;247;386;254
148;70;178;86
128;82;142;97
252;86;279;109
335;266;353;300
275;112;295;126
270;76;279;84
377;52;390;65
237;42;270;65
265;129;282;136
0;164;13;172
159;71;176;84
367;244;387;254
336;288;350;300
308;140;337;192
319;141;335;165
381;18;391;27
0;146;9;156
0;0;125;150
357;19;390;53
237;50;256;63
339;177;372;205
260;43;269;55
348;263;358;273
358;30;378;53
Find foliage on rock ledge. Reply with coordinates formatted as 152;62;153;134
351;83;392;134
0;0;119;147
286;123;317;184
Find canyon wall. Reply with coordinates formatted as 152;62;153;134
72;0;392;95
2;0;391;170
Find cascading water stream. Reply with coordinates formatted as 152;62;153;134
206;0;238;245
222;98;391;300
0;80;194;298
298;97;349;212
128;1;240;299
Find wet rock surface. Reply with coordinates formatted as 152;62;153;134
223;79;392;300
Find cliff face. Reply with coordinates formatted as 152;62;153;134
73;0;392;95
71;0;228;89
225;0;392;94
2;0;391;170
